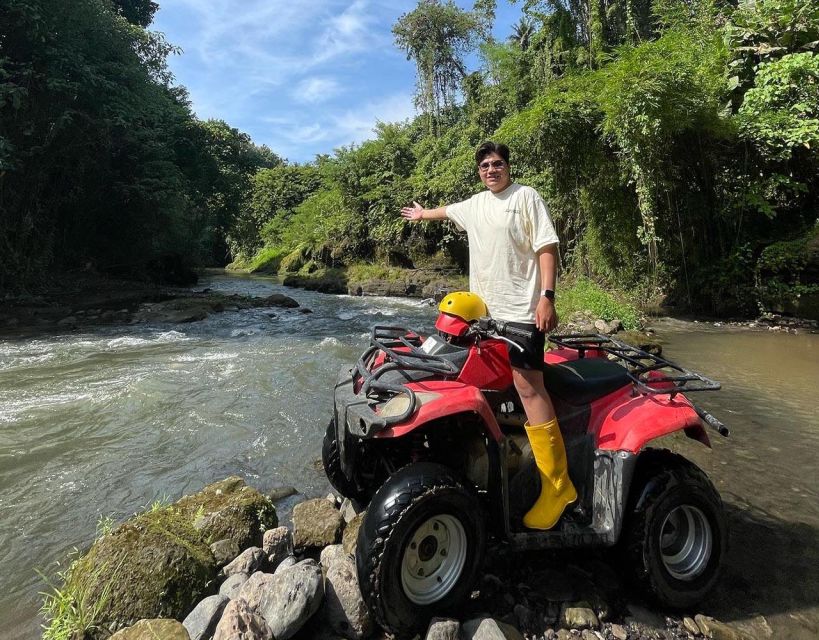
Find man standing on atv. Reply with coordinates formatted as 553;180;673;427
400;141;577;530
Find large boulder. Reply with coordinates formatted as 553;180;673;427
292;498;343;550
183;594;230;640
213;599;272;640
219;572;249;599
323;553;372;639
222;547;266;578
462;617;524;640
257;559;324;640
237;571;276;611
262;526;293;571
63;508;217;638
110;618;191;640
341;512;364;556
261;293;300;308
176;476;278;549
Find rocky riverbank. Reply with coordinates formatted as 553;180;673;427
0;274;306;337
41;476;774;640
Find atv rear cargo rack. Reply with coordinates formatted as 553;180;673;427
548;334;729;437
548;334;721;397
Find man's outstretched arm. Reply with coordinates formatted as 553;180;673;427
400;201;449;222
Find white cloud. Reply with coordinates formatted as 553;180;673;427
331;91;416;145
154;1;423;160
294;77;343;104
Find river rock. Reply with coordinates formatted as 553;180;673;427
223;546;266;577
292;498;343;549
695;614;743;640
257;559;324;640
462;617;525;640
320;544;348;569
609;623;627;640
219;572;249;599
210;539;240;568
268;486;298;502
110;619;190;639
176;476;278;549
560;602;599;630
134;300;211;323
274;555;298;574
59;507;216;635
213;599;272;640
237;571;276;611
262;293;300;308
183;594;229;640
324;552;372;639
262;526;293;571
339;498;360;523
342;512;364;556
425;618;460;640
731;615;774;639
683;616;701;635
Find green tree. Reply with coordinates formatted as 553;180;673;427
393;0;486;129
110;0;158;27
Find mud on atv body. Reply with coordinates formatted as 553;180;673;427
324;325;728;636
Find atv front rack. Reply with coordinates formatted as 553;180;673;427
354;326;462;424
548;334;721;397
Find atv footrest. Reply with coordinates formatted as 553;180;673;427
508;525;616;550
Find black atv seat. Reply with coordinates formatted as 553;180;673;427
543;357;632;405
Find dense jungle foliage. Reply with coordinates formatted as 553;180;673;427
2;0;818;316
0;0;279;288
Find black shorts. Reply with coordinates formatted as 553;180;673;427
504;322;546;370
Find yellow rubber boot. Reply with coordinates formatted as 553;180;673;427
522;418;578;530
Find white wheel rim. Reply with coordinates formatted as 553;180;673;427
400;514;468;605
660;504;713;580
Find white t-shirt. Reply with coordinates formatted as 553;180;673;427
446;183;559;323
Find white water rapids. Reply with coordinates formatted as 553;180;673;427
0;273;816;638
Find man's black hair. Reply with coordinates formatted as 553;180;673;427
475;141;510;165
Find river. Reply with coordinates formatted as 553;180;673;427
0;273;816;639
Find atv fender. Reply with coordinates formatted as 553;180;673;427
375;380;503;442
594;392;710;452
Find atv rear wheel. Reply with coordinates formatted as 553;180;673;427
356;462;486;637
322;420;365;502
622;452;726;609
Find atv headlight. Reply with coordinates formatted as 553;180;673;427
379;392;440;419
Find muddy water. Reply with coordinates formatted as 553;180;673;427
650;319;819;639
0;275;816;638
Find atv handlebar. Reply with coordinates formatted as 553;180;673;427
476;317;535;342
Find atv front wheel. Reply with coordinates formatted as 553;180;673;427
622;452;726;609
321;420;365;502
356;462;486;636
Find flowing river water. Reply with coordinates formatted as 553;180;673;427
0;273;817;639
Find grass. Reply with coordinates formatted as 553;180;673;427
556;277;642;330
96;515;115;539
39;558;118;640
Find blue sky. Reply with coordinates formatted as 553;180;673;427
152;1;523;163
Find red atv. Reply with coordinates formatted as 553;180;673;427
323;302;729;636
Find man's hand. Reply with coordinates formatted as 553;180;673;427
536;297;558;333
400;201;424;222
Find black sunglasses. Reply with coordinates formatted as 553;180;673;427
478;160;506;171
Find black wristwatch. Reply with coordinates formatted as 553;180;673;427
540;289;555;301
